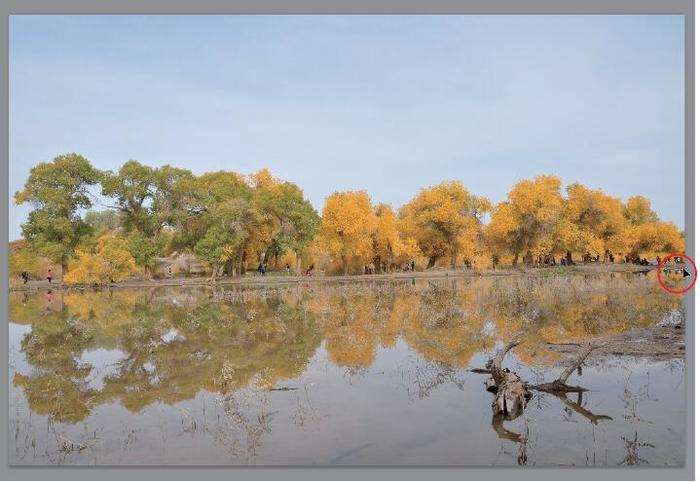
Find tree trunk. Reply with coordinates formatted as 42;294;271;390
493;371;530;419
450;250;457;269
373;256;381;273
236;250;246;277
486;337;530;419
427;256;438;269
295;255;302;276
512;252;519;267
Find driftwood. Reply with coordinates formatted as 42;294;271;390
472;336;613;464
484;337;532;419
472;336;611;419
530;343;595;393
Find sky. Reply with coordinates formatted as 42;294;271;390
9;15;685;240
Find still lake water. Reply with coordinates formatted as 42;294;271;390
8;274;686;466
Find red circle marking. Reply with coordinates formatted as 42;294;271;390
656;252;697;295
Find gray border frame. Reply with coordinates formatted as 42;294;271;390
0;1;693;480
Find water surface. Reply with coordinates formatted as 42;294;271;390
8;274;686;466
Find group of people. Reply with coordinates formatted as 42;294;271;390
19;269;52;285
623;254;658;266
519;251;661;268
521;252;576;268
258;262;315;276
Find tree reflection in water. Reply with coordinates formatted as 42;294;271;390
9;273;682;464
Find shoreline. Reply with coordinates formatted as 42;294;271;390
9;263;656;292
546;318;685;362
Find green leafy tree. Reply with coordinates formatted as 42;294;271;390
84;209;121;233
15;153;100;272
152;165;196;235
250;169;320;271
189;171;261;276
127;231;166;278
101;160;159;236
195;226;238;280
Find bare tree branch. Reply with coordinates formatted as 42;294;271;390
557;343;594;385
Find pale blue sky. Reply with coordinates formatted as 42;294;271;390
9;15;684;240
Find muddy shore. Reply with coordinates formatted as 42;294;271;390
546;318;686;361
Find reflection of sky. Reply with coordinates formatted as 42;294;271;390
9;15;684;239
80;348;129;391
8;323;32;376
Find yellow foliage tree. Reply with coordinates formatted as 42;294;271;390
277;249;298;271
371;204;419;271
625;195;659;226
298;234;335;274
9;241;42;280
319;191;377;275
64;233;137;285
485;175;564;266
627;221;684;259
564;183;628;260
456;216;492;269
400;181;490;269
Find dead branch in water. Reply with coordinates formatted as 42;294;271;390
473;337;611;419
490;336;523;384
472;335;613;464
530;343;598;393
482;335;531;419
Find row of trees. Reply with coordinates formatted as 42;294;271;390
13;154;318;283
314;175;684;274
11;153;684;283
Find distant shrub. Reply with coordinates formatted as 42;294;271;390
64;233;137;285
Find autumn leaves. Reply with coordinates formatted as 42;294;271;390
312;182;491;276
12;153;684;283
313;175;683;274
484;176;683;268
